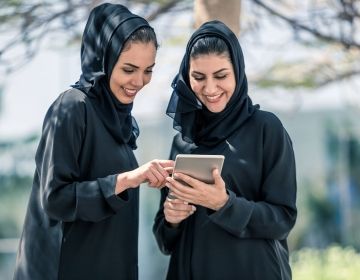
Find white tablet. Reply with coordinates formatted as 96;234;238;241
173;154;225;184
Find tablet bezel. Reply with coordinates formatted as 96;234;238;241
173;154;225;184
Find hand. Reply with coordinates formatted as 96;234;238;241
166;168;229;211
115;159;174;194
163;196;196;227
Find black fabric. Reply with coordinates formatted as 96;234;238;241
13;3;153;280
14;89;140;280
153;21;297;280
166;20;258;147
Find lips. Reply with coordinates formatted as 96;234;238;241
122;87;138;96
204;93;222;102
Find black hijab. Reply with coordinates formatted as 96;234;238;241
167;20;259;147
73;3;153;149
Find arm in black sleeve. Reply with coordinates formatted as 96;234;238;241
153;187;184;255
37;92;129;222
209;113;297;240
153;133;191;254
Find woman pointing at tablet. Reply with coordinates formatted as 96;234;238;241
13;3;173;280
153;20;297;280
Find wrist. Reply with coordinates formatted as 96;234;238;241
214;192;229;211
115;173;130;195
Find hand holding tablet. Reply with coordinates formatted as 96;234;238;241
166;154;227;210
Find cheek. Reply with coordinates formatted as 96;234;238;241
228;86;236;99
143;74;152;86
109;77;116;92
228;77;236;93
110;72;122;85
109;74;126;94
190;81;201;96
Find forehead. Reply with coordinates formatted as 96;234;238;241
118;42;156;65
189;54;232;70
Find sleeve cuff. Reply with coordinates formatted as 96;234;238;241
207;188;236;216
99;174;130;212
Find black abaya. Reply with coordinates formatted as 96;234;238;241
13;3;154;279
153;20;297;280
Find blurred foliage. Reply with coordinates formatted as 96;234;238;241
0;0;189;72
291;245;360;280
1;0;360;88
254;48;360;89
250;0;360;89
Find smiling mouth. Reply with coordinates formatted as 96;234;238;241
205;93;222;102
122;87;138;96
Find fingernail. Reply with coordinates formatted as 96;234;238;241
192;206;196;211
184;201;189;205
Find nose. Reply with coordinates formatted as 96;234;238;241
131;73;145;88
204;78;217;94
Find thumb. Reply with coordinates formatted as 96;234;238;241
212;168;223;187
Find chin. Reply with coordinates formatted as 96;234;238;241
207;105;226;113
123;98;135;104
115;94;135;104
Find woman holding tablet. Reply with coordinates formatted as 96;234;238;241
153;20;297;280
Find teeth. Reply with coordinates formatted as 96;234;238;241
123;87;137;95
206;94;221;100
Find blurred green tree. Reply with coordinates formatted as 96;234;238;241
291;245;360;280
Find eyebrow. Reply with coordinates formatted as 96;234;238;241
191;68;229;75
123;62;155;69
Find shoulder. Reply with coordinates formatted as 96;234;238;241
48;88;87;115
252;109;283;128
56;88;87;108
251;109;293;144
43;88;88;128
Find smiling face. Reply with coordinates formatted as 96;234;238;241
189;53;236;113
109;42;156;104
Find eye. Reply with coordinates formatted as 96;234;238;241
191;74;205;81
215;74;227;80
122;68;134;74
145;68;153;74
